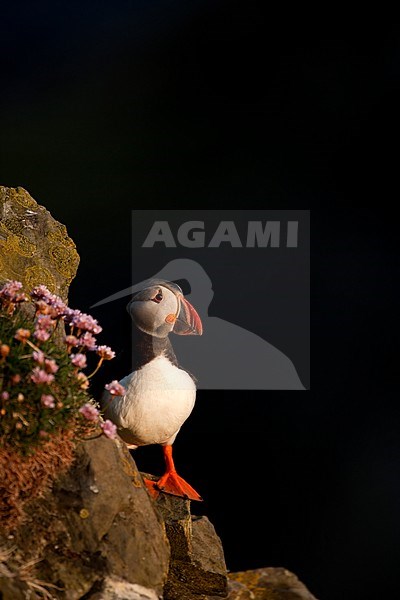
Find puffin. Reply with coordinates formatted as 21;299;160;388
103;280;203;501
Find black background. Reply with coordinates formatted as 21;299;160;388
1;4;399;599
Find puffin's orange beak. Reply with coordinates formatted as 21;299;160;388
173;296;203;336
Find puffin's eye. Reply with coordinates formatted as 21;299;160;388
152;291;163;304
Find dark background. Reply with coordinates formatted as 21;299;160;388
1;4;399;599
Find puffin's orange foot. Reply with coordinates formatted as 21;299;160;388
156;471;203;501
143;477;161;500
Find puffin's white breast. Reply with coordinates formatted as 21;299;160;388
105;355;196;446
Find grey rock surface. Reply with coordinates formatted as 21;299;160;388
1;437;170;599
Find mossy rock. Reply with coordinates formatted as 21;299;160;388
0;186;79;301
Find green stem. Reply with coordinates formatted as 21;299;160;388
87;358;104;379
26;339;44;354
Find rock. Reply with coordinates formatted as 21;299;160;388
0;575;35;600
0;185;79;299
226;579;255;599
87;577;159;599
191;516;227;586
153;491;227;600
1;437;170;599
163;516;227;600
228;568;319;600
154;491;193;562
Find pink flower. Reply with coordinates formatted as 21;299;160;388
68;311;102;334
72;311;103;334
1;391;9;401
0;280;22;296
70;353;87;369
64;335;79;348
79;332;97;350
105;380;126;396
33;350;45;364
32;313;56;342
96;345;115;360
41;394;55;408
101;419;117;439
34;315;56;342
44;358;59;373
31;368;55;385
0;344;10;358
30;285;53;302
63;307;79;323
50;297;68;316
76;372;90;390
33;328;51;342
36;314;56;330
0;281;28;303
79;403;99;421
35;300;54;315
32;287;68;316
14;328;31;343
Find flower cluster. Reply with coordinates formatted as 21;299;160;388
28;283;117;387
0;280;125;452
105;380;126;396
65;310;102;335
0;281;28;314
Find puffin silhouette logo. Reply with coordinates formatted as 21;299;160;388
92;259;305;390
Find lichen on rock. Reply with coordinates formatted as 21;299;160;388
228;568;319;600
0;186;79;300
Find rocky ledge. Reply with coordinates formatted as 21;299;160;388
0;436;318;600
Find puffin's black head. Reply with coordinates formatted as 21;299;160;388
127;280;203;338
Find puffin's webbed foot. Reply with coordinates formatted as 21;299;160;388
156;470;202;501
142;473;202;501
143;445;203;501
143;476;161;500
